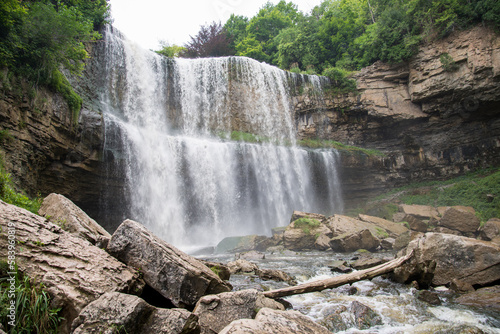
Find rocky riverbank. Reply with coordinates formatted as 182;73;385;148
1;194;499;333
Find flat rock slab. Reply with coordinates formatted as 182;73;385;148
0;201;144;334
107;219;232;308
219;308;331;334
455;285;500;311
71;292;200;334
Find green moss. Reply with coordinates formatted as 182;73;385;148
49;70;82;126
294;218;321;235
297;138;385;157
375;227;389;238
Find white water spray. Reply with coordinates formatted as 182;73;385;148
99;26;343;248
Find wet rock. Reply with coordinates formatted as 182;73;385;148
329;260;352;274
329;229;380;252
393;231;412;250
0;201;145;334
71;292;200;334
215;235;268;253
351;257;388;270
256;268;297;285
320;305;351;332
455;285;500;311
417;290;441;305
438;206;481;235
450;279;475;293
480;218;500;241
219;308;331;334
350;301;383;330
200;260;231;281
38;193;111;247
107;219;232;308
393;233;500;288
236;250;265;260
434;324;486;334
193;289;284;334
227;259;259;274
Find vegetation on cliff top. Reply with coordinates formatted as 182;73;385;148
0;0;110;123
158;0;500;89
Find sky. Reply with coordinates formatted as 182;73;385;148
109;0;324;51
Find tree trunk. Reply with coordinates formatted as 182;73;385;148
263;251;413;299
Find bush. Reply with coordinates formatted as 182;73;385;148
322;66;357;94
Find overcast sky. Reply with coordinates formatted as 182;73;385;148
108;0;324;50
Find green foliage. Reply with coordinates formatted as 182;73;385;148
221;0;500;74
294;217;321;234
0;268;63;333
1;0;108;122
155;41;186;58
440;53;459;72
0;159;41;214
322;66;357;93
297;138;385;157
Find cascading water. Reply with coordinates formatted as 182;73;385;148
99;26;343;249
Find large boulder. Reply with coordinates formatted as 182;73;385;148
0;201;144;334
38;193;111;247
71;292;200;334
438;206;481;235
219;308;331;334
357;214;409;237
329;229;380;252
392;233;500;287
107;219;232;308
284;214;331;251
193;289;284;334
399;204;439;220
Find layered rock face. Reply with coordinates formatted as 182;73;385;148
295;26;500;207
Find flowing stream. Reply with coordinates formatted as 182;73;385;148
98;27;342;248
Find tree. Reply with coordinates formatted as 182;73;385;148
183;21;233;58
156;41;186;58
224;14;248;53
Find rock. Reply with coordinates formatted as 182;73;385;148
455;285;500;311
193;289;284;334
215;235;268;253
107;219;232;308
329;229;380;252
450;279;475;293
219;308;331;334
329;260;352;274
438;206;481;235
284;215;331;251
314;232;332;251
200;260;231;281
71;292;200;334
290;210;327;223
399;204;439;220
320;305;352;332
351;257;387;270
393;231;412;250
0;201;144;334
480;218;500;241
227;259;259;274
38;193;111;247
417;290;441;305
350;301;383;330
381;237;396;250
256;268;297;285
358;214;410;237
392;233;500;288
236;250;265;260
406;215;428;233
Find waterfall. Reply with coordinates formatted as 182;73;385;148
98;26;343;249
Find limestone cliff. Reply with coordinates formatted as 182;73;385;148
294;26;500;207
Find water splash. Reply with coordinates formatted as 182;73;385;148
98;26;343;248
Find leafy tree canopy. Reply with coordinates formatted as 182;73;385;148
183;21;234;58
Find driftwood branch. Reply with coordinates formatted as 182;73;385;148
263;250;413;299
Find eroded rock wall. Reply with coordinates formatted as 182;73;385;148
295;26;500;207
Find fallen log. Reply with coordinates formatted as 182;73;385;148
263;251;414;299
